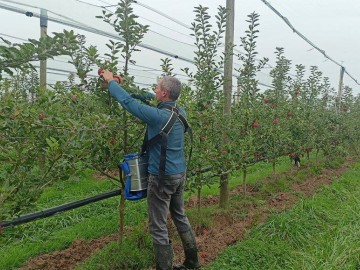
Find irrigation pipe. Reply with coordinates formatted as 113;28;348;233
0;189;121;230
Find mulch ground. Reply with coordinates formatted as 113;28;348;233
19;157;356;270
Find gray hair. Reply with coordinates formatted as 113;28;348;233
160;76;182;100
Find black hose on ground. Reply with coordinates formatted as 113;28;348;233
0;189;121;231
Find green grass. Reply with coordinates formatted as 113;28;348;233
206;161;360;270
0;154;323;269
0;171;147;270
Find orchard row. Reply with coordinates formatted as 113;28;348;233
1;1;359;220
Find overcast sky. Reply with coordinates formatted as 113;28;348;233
1;0;359;95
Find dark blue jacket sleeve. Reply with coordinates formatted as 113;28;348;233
131;91;154;104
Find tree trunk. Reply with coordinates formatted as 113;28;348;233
118;168;126;244
219;174;229;208
123;111;128;152
242;166;247;199
272;159;276;174
197;185;202;215
118;190;125;244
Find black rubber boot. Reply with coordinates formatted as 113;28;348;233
173;230;200;270
154;243;173;270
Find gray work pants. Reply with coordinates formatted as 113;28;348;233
147;173;192;245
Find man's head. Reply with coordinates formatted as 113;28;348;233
154;76;182;102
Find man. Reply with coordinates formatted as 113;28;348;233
101;70;200;270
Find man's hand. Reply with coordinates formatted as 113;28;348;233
113;75;123;84
99;69;113;82
98;69;123;84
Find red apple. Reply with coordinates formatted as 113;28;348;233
252;120;260;128
38;113;47;120
272;118;279;124
110;137;116;145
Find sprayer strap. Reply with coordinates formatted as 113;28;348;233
141;105;193;184
162;105;190;133
144;108;179;149
162;105;193;171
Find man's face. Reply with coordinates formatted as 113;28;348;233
154;79;166;102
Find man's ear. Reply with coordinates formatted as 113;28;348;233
162;89;168;98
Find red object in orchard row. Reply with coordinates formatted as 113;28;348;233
38;112;47;120
272;118;279;124
252;120;260;128
98;68;122;84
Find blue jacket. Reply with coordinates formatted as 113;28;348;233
108;80;186;175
